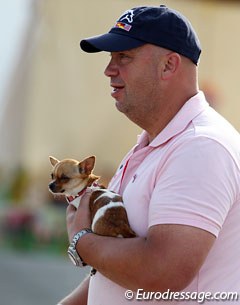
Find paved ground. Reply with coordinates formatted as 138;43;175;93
0;250;90;305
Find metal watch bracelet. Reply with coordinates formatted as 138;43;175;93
67;228;93;267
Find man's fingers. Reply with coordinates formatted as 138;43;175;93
67;203;77;213
65;192;92;241
66;204;76;222
79;191;92;208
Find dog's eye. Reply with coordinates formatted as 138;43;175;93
51;173;54;180
61;174;70;181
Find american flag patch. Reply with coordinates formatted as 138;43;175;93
115;21;132;32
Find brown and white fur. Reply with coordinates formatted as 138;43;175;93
48;155;136;238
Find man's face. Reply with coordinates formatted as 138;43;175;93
104;44;167;127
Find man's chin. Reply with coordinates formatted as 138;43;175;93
115;100;126;113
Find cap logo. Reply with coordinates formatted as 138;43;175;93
118;9;134;23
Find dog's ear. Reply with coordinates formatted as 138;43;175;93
49;156;59;167
79;156;95;175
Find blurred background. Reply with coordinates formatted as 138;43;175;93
0;0;240;304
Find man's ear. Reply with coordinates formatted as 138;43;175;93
161;53;181;80
78;156;96;175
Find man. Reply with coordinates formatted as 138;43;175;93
59;5;240;305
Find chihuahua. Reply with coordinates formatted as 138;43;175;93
48;155;136;238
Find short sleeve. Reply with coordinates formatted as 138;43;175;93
149;137;238;237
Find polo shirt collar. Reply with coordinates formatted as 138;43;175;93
137;91;209;148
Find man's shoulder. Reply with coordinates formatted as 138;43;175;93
190;107;240;165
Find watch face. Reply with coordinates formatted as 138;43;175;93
68;250;77;266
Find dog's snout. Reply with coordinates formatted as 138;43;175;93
49;181;65;194
49;182;56;192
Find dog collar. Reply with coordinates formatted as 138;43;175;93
66;181;99;205
66;188;87;204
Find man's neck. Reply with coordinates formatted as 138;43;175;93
147;90;199;143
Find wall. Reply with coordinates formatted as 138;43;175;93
1;0;240;178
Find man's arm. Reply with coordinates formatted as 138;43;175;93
66;195;215;292
57;275;90;305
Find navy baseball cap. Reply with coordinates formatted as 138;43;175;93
80;5;201;65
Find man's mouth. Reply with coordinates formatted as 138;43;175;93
111;83;124;98
112;87;121;93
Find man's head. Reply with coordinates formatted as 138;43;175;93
80;5;200;139
80;5;201;65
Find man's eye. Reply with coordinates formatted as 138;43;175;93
119;53;129;59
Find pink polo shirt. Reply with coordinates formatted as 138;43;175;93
87;91;240;304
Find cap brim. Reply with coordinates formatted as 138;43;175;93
80;32;145;53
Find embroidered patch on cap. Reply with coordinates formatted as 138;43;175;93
118;9;134;23
114;21;132;32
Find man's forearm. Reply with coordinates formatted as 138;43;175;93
76;233;160;292
66;195;215;293
76;224;215;293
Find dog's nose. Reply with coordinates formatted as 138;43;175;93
49;182;55;192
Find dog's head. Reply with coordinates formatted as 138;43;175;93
48;156;97;196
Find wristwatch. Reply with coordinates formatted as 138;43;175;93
67;228;93;267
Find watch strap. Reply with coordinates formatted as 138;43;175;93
71;228;93;246
68;228;93;267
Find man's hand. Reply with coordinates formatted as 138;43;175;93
66;190;92;242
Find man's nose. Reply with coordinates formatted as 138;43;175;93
104;59;119;77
